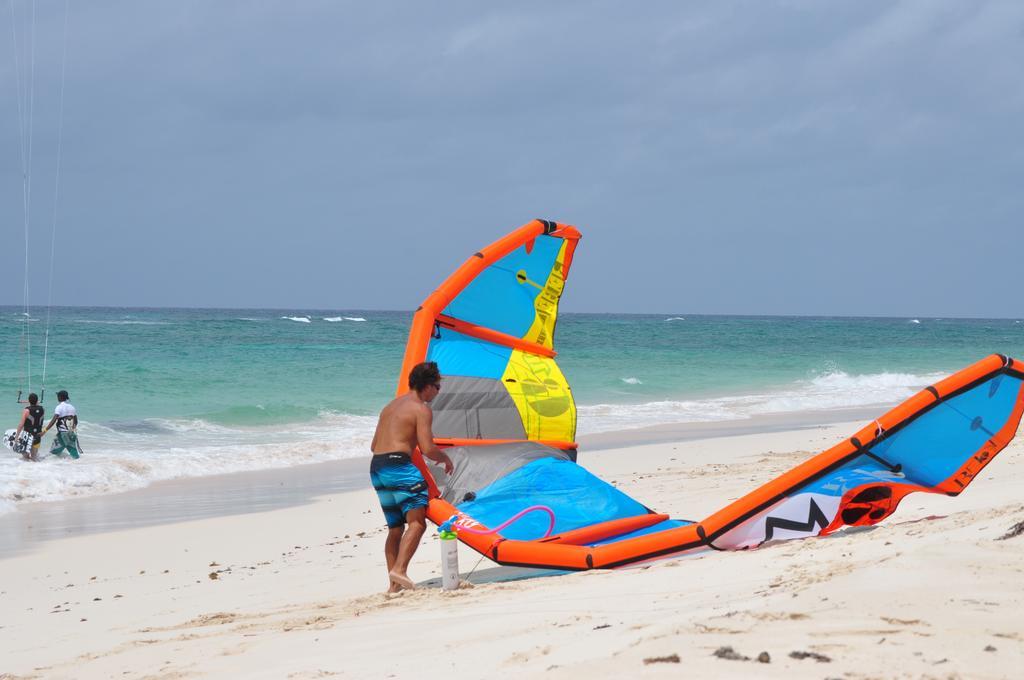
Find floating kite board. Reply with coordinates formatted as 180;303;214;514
3;429;31;455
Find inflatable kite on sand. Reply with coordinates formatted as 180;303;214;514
396;220;1024;570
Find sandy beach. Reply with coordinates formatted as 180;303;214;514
2;417;1021;679
3;3;1021;678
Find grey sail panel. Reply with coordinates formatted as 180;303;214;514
426;441;573;505
430;376;527;440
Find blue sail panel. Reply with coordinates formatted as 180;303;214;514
444;235;565;340
869;374;1023;488
427;327;512;381
456;458;651;541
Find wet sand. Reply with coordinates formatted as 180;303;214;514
0;406;881;557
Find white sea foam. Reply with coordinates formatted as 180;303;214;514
74;320;171;326
621;377;643;385
578;399;738;433
144;418;240;435
281;316;311;323
0;413;378;515
344;317;367;322
323;317;343;322
909;319;921;324
665;317;686;321
577;369;948;435
237;317;266;322
0;368;952;514
751;369;946;413
323;316;366;322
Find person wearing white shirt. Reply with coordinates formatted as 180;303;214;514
43;390;81;459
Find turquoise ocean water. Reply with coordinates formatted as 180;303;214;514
2;306;1022;512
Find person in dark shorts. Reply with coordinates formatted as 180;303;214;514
14;392;45;461
370;361;454;593
370;453;430;529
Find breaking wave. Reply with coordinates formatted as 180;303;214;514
577;369;947;434
0;412;377;514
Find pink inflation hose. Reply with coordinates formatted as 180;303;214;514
439;505;556;539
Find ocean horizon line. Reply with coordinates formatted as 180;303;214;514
1;303;1021;323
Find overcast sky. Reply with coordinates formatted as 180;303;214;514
2;1;1022;316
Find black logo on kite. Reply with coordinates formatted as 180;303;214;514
516;269;543;290
840;485;894;525
763;498;830;542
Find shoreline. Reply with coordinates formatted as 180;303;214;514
0;406;885;558
578;404;885;449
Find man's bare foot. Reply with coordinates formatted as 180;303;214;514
388;570;416;591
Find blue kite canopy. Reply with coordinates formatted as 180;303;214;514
423;354;1024;569
456;457;691;543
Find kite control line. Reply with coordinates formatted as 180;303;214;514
439;505;556;539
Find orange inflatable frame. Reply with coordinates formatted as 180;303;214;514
396;221;1024;570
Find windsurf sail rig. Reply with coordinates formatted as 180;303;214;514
398;220;1024;570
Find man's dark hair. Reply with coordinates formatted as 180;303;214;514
27;392;38;405
56;390;69;401
408;361;441;392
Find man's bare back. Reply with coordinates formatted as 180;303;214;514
371;387;454;475
371;392;429;456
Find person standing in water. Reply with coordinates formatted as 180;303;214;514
370;361;454;593
13;392;45;461
43;390;80;459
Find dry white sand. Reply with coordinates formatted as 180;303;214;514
2;421;1022;679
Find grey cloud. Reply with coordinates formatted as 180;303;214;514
2;1;1022;316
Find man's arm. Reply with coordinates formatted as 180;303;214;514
72;415;78;431
14;409;28;437
416;406;453;474
43;414;57;433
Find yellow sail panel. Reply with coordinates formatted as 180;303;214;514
522;239;568;349
501;349;576;441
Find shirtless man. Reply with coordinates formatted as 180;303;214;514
370;361;453;593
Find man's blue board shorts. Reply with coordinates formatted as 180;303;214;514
370;452;429;528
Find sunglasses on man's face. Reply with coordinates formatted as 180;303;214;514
433;383;442;391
